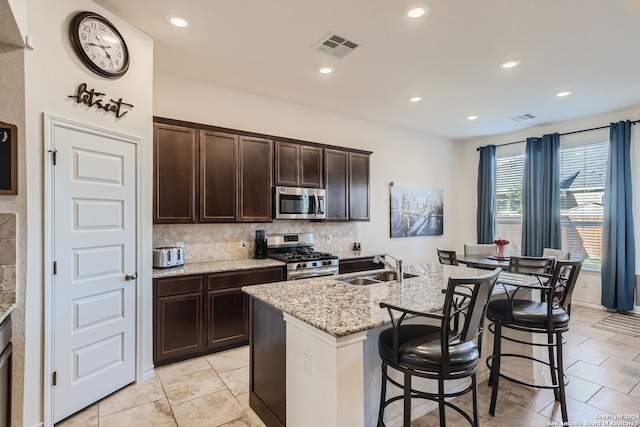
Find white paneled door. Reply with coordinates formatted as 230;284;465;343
50;120;138;423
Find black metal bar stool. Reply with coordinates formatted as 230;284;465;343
486;259;583;424
377;268;501;427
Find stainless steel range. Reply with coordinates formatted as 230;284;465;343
267;233;339;280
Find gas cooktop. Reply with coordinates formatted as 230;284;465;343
268;251;337;263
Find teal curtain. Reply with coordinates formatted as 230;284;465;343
601;121;636;311
477;145;496;244
521;133;561;256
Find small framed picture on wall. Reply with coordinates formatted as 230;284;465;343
0;121;17;195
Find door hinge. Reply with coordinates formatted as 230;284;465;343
52;371;57;386
53;261;57;275
48;149;57;165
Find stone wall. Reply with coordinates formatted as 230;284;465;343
0;214;16;305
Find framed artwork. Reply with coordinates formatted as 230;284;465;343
390;185;443;238
0;122;17;195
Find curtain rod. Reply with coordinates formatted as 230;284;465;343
476;118;640;151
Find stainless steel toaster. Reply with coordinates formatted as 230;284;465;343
153;247;185;268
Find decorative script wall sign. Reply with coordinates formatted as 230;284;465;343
0;121;18;195
68;83;134;118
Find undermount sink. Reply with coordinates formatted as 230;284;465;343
367;271;419;282
342;277;381;286
340;271;419;285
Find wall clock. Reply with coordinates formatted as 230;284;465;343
70;11;130;79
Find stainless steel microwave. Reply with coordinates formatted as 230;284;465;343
273;186;326;220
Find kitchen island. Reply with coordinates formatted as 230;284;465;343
243;263;541;427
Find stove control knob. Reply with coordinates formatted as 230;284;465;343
297;264;302;268
312;262;318;267
323;261;331;266
301;263;307;268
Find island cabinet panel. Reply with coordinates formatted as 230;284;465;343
338;256;379;274
250;298;286;427
349;153;370;221
199;130;238;222
274;141;323;188
153;276;204;363
153;123;198;224
324;148;349;221
239;137;273;222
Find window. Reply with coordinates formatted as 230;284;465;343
495;154;524;255
494;141;608;268
559;141;608;268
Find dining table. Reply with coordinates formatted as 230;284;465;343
458;254;510;270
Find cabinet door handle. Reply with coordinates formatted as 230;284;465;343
125;273;138;281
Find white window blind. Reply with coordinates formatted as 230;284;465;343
495;154;524;255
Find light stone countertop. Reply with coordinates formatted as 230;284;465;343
152;258;286;279
242;263;505;338
0;304;15;325
152;251;382;279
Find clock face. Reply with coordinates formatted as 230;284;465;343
70;12;130;78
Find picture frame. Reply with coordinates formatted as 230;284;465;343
0;121;18;195
390;185;443;238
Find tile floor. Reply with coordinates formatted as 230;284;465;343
58;305;640;426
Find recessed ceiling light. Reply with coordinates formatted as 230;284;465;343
501;59;521;69
169;16;189;28
407;5;429;19
319;67;334;74
467;115;479;121
556;91;572;97
409;96;422;102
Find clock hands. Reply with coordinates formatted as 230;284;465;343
92;36;112;60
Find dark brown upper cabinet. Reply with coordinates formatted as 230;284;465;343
324;149;349;221
348;152;370;221
153;123;198;224
239;136;273;222
324;149;370;221
200;132;271;223
199;130;238;222
274;141;323;188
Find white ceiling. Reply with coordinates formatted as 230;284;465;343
95;0;640;140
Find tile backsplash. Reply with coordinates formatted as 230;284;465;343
0;214;16;305
153;221;358;263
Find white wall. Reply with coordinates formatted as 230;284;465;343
154;72;464;266
21;1;154;425
456;106;640;308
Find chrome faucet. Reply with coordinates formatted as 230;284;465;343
373;254;404;285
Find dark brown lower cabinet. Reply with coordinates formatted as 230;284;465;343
249;297;286;427
154;266;285;365
206;288;248;348
154;276;204;363
338;256;379;274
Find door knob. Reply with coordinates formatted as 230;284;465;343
125;273;137;281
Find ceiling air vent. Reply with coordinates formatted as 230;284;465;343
510;114;536;122
313;33;359;59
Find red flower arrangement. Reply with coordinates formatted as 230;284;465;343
493;239;510;246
